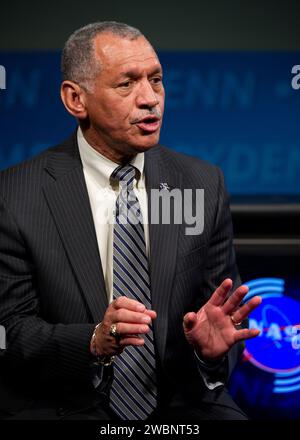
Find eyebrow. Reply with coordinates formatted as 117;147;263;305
118;66;163;79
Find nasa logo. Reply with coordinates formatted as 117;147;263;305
244;278;300;393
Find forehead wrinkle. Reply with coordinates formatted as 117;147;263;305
94;35;159;71
102;53;160;72
117;59;162;76
117;65;163;80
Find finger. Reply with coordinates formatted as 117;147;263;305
113;296;146;313
119;336;145;347
144;310;157;320
208;279;233;307
113;309;152;324
116;323;150;335
234;327;261;343
222;285;249;315
112;297;156;318
183;312;197;331
231;296;262;324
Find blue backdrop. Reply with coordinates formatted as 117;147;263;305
0;51;300;196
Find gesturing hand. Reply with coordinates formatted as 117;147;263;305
183;278;262;361
91;296;157;358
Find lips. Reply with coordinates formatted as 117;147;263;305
134;116;161;133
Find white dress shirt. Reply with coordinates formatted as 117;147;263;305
77;127;224;391
77;127;149;303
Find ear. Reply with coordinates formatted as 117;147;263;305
60;80;88;119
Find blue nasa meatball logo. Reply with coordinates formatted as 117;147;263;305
244;278;300;393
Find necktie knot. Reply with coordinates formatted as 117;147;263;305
111;164;138;191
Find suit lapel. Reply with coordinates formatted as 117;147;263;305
145;147;182;362
42;135;108;323
42;138;181;354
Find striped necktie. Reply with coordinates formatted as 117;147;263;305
110;164;157;420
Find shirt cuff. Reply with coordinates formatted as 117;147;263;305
90;362;104;388
194;350;226;390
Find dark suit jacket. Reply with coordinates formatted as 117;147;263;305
0;133;241;419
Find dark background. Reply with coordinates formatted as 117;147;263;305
1;0;300;51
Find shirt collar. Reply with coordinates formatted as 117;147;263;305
77;126;145;188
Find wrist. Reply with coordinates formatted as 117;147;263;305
194;349;227;369
90;322;115;366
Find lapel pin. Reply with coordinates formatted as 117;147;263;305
159;182;171;191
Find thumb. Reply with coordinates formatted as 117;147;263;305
183;312;197;331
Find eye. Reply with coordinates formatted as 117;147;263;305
119;80;133;88
150;76;163;86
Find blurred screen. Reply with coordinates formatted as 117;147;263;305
229;251;300;420
1;51;300;197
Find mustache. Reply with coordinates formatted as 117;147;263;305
131;108;162;124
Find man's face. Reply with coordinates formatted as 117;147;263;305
82;33;165;158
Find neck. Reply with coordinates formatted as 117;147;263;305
80;124;136;165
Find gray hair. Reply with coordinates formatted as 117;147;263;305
61;21;143;92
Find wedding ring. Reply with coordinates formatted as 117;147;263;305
230;315;242;327
109;323;119;338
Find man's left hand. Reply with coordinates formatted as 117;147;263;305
183;278;262;361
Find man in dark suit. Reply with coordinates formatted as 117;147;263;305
0;21;261;420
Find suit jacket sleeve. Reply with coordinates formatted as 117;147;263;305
195;166;243;380
0;194;96;389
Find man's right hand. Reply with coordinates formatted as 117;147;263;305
90;297;157;358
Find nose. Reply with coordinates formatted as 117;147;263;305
136;79;159;109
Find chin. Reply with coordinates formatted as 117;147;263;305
133;143;158;153
133;133;160;151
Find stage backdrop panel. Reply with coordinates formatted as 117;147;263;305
0;51;300;196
